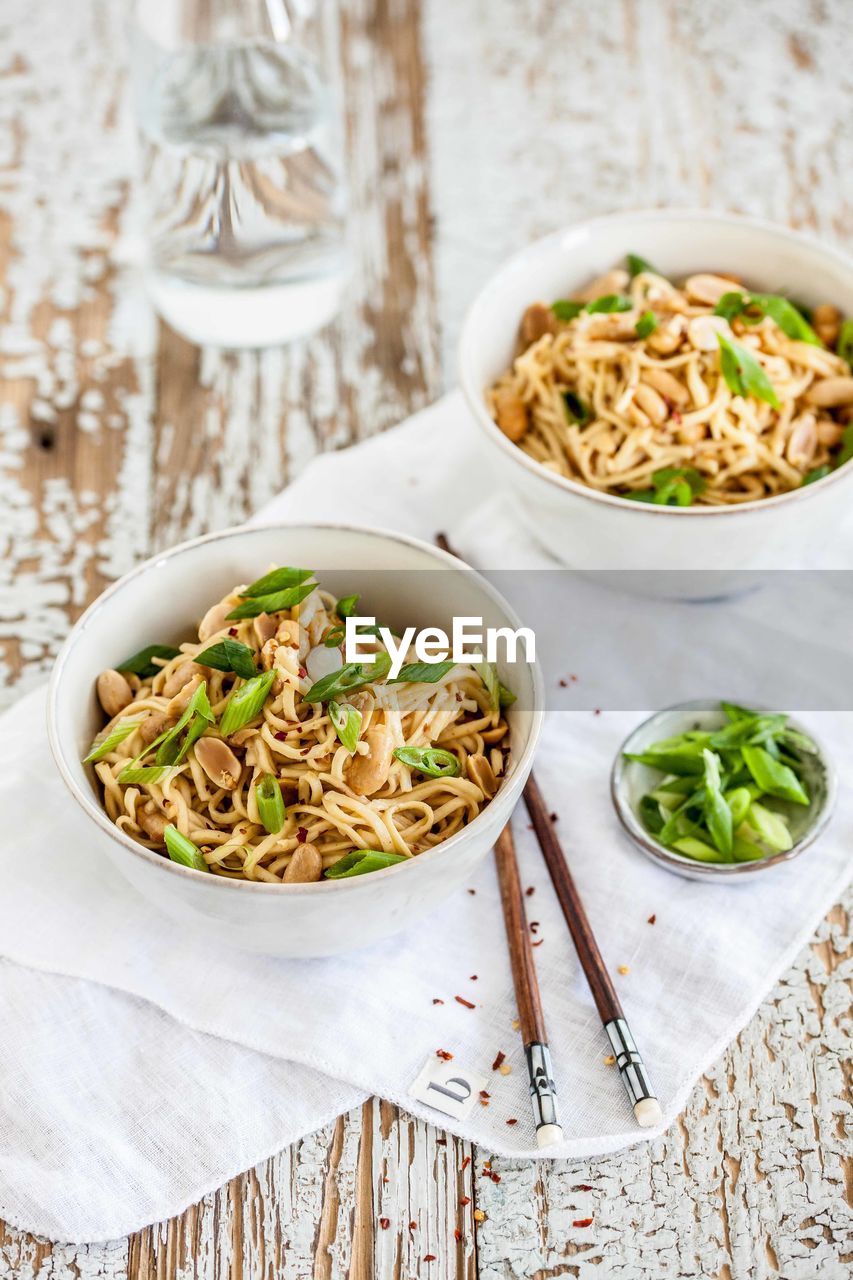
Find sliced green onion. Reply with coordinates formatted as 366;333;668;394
329;700;362;753
635;310;658;339
393;746;460;778
336;594;359;618
627;253;660;278
323;625;346;647
195;637;257;680
802;465;831;486
743;802;793;852
551;299;584;322
671;836;730;863
82;717;144;764
474;657;501;713
836;423;853;468
585;294;632;314
117;764;179;785
324;849;407;879
219;670;276;737
152;680;214;766
717;333;780;409
255;773;286;834
714;292;821;346
563;390;591;425
391;661;455;684
116;644;181;679
164;823;209;872
304;653;392;703
741;745;809;805
837;318;853;368
498;680;516;708
226;581;316;621
241;566;313;598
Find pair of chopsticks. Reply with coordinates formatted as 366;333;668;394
435;534;662;1146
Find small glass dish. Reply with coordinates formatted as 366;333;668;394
610;700;837;883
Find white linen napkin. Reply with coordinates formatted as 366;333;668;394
2;392;851;1243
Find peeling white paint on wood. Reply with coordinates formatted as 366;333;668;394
1;0;851;1275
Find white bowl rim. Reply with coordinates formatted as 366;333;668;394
459;206;853;518
610;698;837;879
47;520;544;896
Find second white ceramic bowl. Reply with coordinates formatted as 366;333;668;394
48;523;543;956
459;209;853;573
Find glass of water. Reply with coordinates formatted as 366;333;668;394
129;0;348;347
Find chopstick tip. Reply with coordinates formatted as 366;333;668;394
633;1097;663;1128
535;1123;564;1149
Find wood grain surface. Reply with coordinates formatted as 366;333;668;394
1;0;851;1276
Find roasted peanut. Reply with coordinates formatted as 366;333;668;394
137;803;168;841
641;366;690;407
253;612;277;646
817;418;845;447
96;669;133;718
584;313;638;341
574;269;629;302
647;315;685;355
283;841;323;883
520;302;558;346
198;597;238;643
166;673;203;717
161;661;203;698
193;736;241;790
493;388;528;442
346;725;394;796
812;303;842;348
688;314;732;352
466;753;498;798
685;274;743;306
276;619;301;647
139;711;172;745
805;376;853;408
786;414;817;467
633;382;668;424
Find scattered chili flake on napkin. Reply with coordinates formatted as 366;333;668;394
647;913;657;925
379;1217;390;1230
432;998;444;1005
459;1196;470;1206
506;1118;518;1126
573;1217;593;1228
461;1156;471;1171
436;1049;453;1061
455;995;475;1009
491;1051;506;1071
525;886;535;896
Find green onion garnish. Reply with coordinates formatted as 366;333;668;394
802;465;831;486
328;700;362;753
551;299;584;322
717;333;780;408
324;849;407;879
563;391;591;425
82;717;144;764
585;293;633;314
635;310;658;339
116;644;181;679
304;653;392;703
255;773;286;834
627;253;660;278
837;423;853;468
118;764;179;785
195;637;257;680
226;581;316;621
240;566;313;598
474;657;501;713
393;746;460;778
714;292;821;346
837;318;853;368
152;680;214;766
219;670;276;737
391;661;455;684
164;823;209;872
336;594;359;618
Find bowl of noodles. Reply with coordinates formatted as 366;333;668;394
47;524;542;956
458;209;853;572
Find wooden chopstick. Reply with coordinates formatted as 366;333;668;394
523;774;662;1127
494;824;563;1148
435;531;662;1128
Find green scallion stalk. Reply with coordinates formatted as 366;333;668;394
255;773;286;834
717;333;780;409
328;700;362;753
393;746;460;778
219;670;276;737
82;717;144;764
226;581;316;621
164;823;209;872
117;764;179;785
116;644;181;679
304;653;392;703
240;566;314;598
390;661;455;684
324;849;407;879
195;637;257;679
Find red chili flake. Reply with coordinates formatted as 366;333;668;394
459;1195;471;1206
573;1218;593;1228
424;1255;436;1263
432;998;444;1005
482;1161;491;1171
529;921;540;934
298;666;308;679
549;812;558;823
379;1217;390;1230
274;730;286;741
467;888;476;896
409;1220;416;1231
525;886;535;896
479;1089;490;1099
453;1229;462;1242
435;1137;446;1145
532;939;544;947
228;627;238;636
647;913;657;925
671;408;683;424
506;1117;518;1126
491;1050;506;1071
577;1184;593;1192
461;1156;471;1171
558;678;568;688
490;1172;501;1184
436;1048;453;1061
297;827;308;843
469;974;478;981
455;995;476;1009
593;708;601;716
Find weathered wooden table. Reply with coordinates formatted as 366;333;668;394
1;1;850;1275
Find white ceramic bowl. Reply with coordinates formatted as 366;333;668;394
48;523;543;956
611;700;836;883
459;209;853;572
